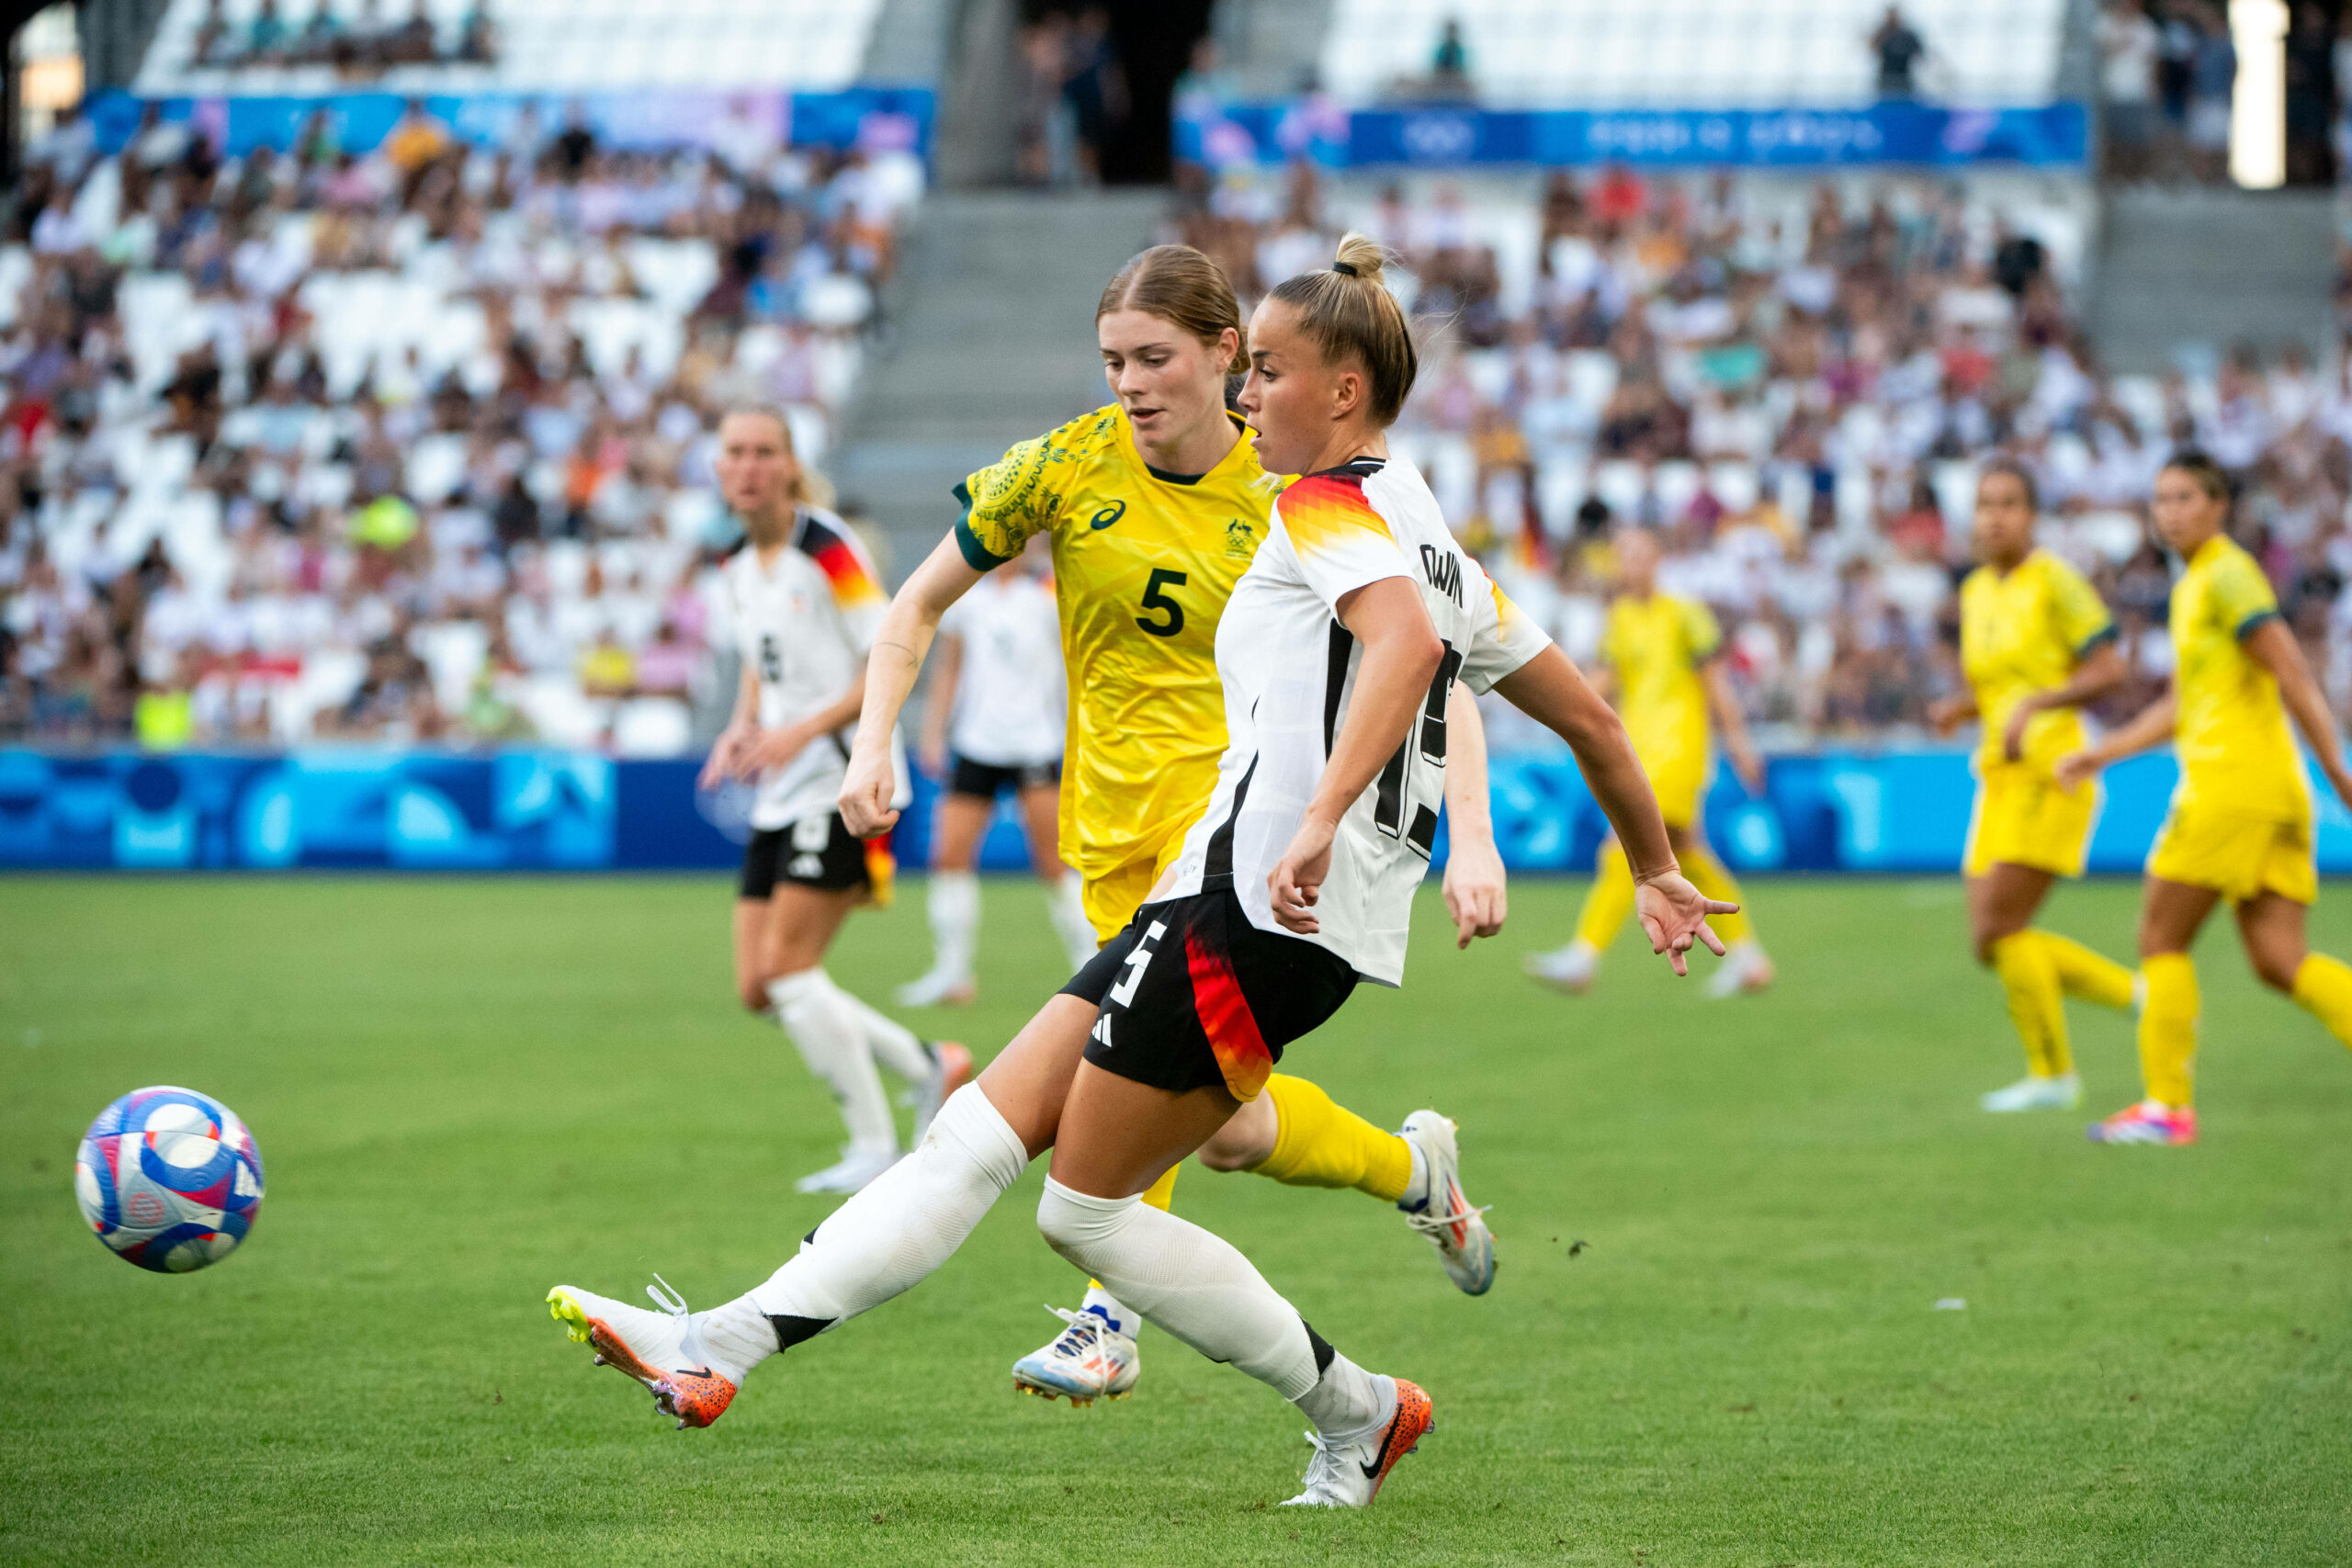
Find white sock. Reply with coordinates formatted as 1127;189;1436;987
1295;1356;1395;1443
1078;1282;1136;1337
927;870;979;980
1046;873;1098;972
734;1084;1031;1366
820;973;934;1085
1035;1178;1318;1399
1397;1140;1430;1213
768;969;896;1159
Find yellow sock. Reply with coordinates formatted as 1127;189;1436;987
2289;953;2352;1049
1574;844;1637;952
2137;953;2199;1108
1989;931;2069;1077
2038;931;2136;1011
1682;847;1753;946
1088;1165;1182;1297
1249;1074;1412;1203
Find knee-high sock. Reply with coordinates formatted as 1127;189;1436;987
1036;1178;1389;1437
819;973;934;1085
1080;1158;1180;1328
2039;931;2136;1010
1682;846;1753;947
1046;874;1099;972
2290;953;2352;1048
768;969;896;1157
718;1084;1030;1373
2137;953;2199;1108
1574;843;1636;952
1989;931;2069;1077
925;870;979;980
1249;1074;1413;1204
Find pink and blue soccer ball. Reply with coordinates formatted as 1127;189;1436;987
75;1087;265;1273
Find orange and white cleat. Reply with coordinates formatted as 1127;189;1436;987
2087;1100;2198;1145
547;1278;741;1429
1283;1377;1435;1507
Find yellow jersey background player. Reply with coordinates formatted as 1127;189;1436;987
2059;451;2352;1145
840;245;1510;1402
1524;527;1770;998
1928;459;2137;1113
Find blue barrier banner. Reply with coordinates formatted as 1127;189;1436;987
1177;100;2087;171
84;86;935;161
8;746;2351;874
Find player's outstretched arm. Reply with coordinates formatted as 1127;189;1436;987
1267;576;1444;935
1440;682;1506;948
2001;639;2127;762
2054;690;2176;790
841;536;989;836
1491;645;1731;975
2245;619;2352;808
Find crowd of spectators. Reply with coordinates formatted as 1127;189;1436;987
1015;6;1127;188
1173;161;2352;749
0;103;923;749
188;0;499;75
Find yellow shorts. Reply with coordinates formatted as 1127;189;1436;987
1079;834;1190;945
1646;754;1708;832
1963;766;2098;879
2145;795;2317;905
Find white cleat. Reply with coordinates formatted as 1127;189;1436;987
546;1277;741;1428
909;1041;974;1147
1011;1304;1140;1406
1523;941;1599;995
1705;941;1774;999
1397;1111;1495;1295
1980;1071;2082;1112
1282;1378;1435;1507
793;1147;899;1195
895;968;978;1008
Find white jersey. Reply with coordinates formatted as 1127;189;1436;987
725;508;902;831
1165;457;1551;986
938;570;1066;768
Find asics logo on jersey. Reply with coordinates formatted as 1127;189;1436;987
1419;544;1464;608
1088;502;1128;531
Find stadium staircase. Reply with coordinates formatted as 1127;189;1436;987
2087;186;2335;374
831;190;1162;572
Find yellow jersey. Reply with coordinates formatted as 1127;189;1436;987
1601;591;1721;773
955;404;1287;885
2169;534;2305;818
1958;548;2115;775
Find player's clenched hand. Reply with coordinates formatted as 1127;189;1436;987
1269;816;1339;935
1634;871;1733;978
838;745;899;837
1441;836;1507;949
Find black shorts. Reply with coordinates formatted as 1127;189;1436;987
948;755;1061;799
1061;890;1356;1101
738;812;872;898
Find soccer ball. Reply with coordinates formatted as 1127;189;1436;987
74;1087;266;1273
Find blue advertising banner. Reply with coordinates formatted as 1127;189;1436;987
1175;100;2088;171
9;746;2352;876
84;85;935;162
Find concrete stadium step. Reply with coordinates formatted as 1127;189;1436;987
2087;186;2335;375
833;190;1161;573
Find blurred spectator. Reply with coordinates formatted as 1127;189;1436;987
2285;2;2338;186
2098;0;2161;180
2185;2;2236;184
1870;6;1929;100
1431;19;1472;96
0;109;923;749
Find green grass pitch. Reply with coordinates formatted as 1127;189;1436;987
3;873;2349;1566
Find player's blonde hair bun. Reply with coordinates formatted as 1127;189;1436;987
1267;231;1418;426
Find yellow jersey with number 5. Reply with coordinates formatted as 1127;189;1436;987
955;404;1287;888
